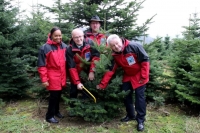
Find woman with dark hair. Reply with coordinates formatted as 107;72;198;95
37;27;68;123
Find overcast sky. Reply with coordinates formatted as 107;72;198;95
17;0;200;38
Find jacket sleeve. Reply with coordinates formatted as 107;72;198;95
37;45;48;82
131;43;150;79
99;60;118;89
66;46;81;84
89;39;100;72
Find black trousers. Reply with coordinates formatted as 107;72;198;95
70;84;79;98
122;82;146;123
46;90;62;119
69;83;88;107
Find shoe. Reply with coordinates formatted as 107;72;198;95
120;116;136;122
137;123;144;131
55;112;64;118
46;117;59;123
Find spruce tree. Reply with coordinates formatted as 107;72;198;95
0;0;31;98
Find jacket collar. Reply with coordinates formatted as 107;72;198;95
46;33;61;45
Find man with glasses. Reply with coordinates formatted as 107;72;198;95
84;15;106;46
66;28;100;115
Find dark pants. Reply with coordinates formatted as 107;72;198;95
122;82;146;123
46;90;62;119
70;83;87;107
70;83;79;99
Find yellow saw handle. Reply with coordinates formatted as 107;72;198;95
82;86;96;103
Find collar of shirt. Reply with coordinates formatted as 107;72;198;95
76;44;83;49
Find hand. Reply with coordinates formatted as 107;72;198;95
88;72;95;81
77;83;83;90
42;81;49;87
139;78;145;84
96;85;103;90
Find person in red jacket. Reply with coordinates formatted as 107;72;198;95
84;15;106;46
96;34;149;131
66;28;100;110
37;27;67;123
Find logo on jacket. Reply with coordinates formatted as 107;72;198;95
126;56;135;65
85;52;91;61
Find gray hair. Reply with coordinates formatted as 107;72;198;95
71;28;84;37
106;34;121;45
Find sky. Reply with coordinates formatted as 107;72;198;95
15;0;200;38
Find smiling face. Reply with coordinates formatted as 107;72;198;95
108;37;123;52
51;30;62;43
71;29;84;46
90;21;101;33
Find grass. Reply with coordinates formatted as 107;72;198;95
0;99;199;133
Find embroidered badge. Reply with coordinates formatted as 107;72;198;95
85;52;91;61
126;56;135;65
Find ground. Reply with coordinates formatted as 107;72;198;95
0;98;200;133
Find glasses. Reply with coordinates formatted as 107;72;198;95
73;35;83;40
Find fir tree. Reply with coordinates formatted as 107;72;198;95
66;0;154;40
63;39;130;122
169;38;200;105
143;38;171;102
182;12;200;39
60;0;156;122
18;4;54;97
0;0;31;98
168;13;200;105
40;0;75;43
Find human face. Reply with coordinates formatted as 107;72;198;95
72;30;84;46
51;30;62;43
90;21;101;33
109;38;123;52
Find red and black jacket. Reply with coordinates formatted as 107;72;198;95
37;35;67;90
99;39;150;89
84;28;107;46
66;38;100;85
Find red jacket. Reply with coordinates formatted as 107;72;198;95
37;35;67;90
66;38;100;85
99;39;150;89
84;29;107;46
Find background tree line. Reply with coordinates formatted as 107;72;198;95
0;0;199;122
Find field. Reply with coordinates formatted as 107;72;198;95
0;99;199;133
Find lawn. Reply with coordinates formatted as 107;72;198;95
0;99;199;133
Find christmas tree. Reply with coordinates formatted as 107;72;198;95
0;0;31;98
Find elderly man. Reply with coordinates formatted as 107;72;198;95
66;28;100;108
84;15;106;46
96;34;150;131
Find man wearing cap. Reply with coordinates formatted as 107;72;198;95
84;15;106;46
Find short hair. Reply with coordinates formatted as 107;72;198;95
71;28;84;37
106;34;120;45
